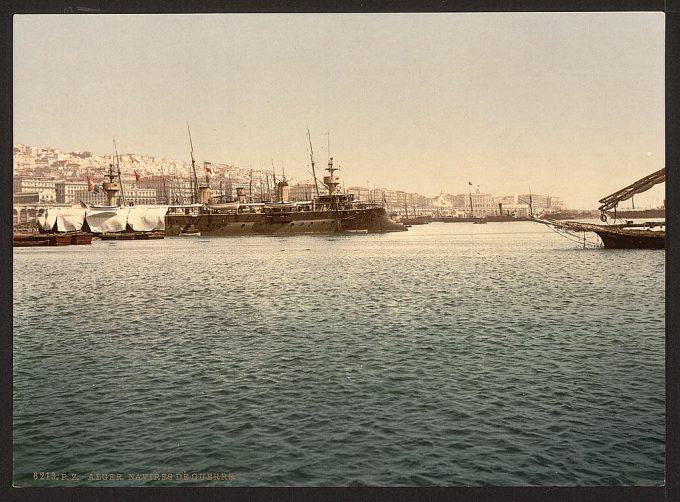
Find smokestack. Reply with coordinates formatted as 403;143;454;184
236;187;246;204
277;180;289;203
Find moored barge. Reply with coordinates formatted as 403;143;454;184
13;232;93;247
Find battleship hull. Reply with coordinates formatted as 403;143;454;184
165;207;405;236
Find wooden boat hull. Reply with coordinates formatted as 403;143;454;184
13;235;50;247
593;228;665;249
71;233;94;245
554;221;665;249
14;232;93;246
49;234;72;246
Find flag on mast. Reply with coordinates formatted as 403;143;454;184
134;170;141;182
87;176;93;192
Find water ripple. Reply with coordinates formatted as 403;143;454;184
13;222;664;486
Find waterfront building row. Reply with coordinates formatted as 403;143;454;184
13;177;156;205
434;191;565;217
13;174;565;218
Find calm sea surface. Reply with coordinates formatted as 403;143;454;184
13;222;665;486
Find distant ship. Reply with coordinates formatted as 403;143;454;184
166;154;406;236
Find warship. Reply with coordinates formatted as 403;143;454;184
166;127;405;236
165;156;406;236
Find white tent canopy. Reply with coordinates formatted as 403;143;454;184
126;206;168;231
55;207;87;232
38;208;59;231
35;205;170;233
85;207;130;233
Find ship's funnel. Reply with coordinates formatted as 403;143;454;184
236;187;247;204
103;163;120;206
197;185;211;204
102;181;119;206
277;181;289;203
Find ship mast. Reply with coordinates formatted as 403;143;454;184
187;123;199;204
113;138;126;206
307;127;321;197
160;164;169;204
259;173;265;202
172;164;180;203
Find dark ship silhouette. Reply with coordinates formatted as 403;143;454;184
165;136;406;236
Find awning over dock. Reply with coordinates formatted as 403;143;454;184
127;206;168;231
55;207;87;232
38;205;169;233
86;207;129;233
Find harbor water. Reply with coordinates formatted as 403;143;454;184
13;221;665;486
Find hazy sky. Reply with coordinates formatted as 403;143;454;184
13;13;665;208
